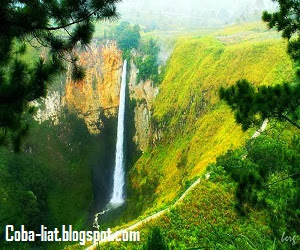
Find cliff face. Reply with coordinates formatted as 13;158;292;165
33;42;158;152
64;45;158;150
64;42;123;134
129;60;159;151
33;90;63;125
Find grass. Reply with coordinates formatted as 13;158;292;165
2;21;297;249
105;179;275;249
125;23;295;221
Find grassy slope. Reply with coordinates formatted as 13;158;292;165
127;23;295;217
110;178;274;249
96;22;297;249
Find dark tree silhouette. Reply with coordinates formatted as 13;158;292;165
220;0;300;130
262;0;300;63
219;80;300;130
144;227;169;250
0;0;120;151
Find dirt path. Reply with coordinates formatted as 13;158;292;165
86;178;201;249
86;120;268;249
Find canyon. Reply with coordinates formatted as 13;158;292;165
34;41;158;153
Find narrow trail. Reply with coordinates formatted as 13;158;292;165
86;178;201;249
86;120;268;249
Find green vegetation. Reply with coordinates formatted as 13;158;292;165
0;110;104;248
215;5;300;245
219;80;300;130
0;0;119;151
113;135;299;249
96;20;164;86
220;0;300;131
2;21;296;249
112;22;141;53
218;135;300;237
135;38;160;84
125;31;295;220
105;126;299;249
111;4;300;248
2;2;300;249
95;21;299;250
262;0;300;65
0;148;49;232
143;227;168;250
108;22;162;85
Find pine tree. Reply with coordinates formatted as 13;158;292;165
219;80;300;130
144;227;169;250
262;0;300;64
0;0;120;151
220;0;300;130
218;1;300;237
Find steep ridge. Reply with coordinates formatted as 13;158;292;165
127;33;295;216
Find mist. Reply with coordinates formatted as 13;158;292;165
118;0;276;12
116;0;277;29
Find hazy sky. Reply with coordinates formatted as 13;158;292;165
115;0;278;29
118;0;276;13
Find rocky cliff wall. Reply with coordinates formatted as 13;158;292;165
64;42;123;134
33;42;158;151
129;60;159;151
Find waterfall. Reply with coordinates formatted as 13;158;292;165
110;59;127;207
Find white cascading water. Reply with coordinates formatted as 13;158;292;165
110;59;127;207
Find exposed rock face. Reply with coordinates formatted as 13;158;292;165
98;43;123;114
33;42;158;152
64;42;123;134
129;58;138;89
134;103;150;151
33;90;63;125
129;60;159;152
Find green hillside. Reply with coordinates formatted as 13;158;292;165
97;23;299;250
112;177;275;249
2;0;300;248
126;25;295;218
111;131;299;249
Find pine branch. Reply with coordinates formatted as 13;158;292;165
264;173;300;188
281;115;300;129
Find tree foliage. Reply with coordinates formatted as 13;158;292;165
217;0;300;239
0;148;50;235
213;135;300;236
220;0;300;130
0;0;120;151
113;21;141;52
144;227;169;250
262;0;300;63
219;80;300;130
135;38;160;84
